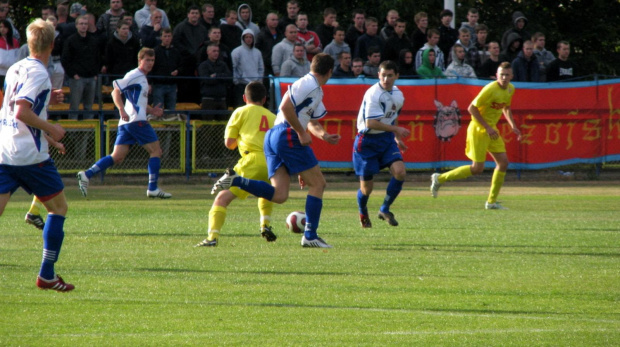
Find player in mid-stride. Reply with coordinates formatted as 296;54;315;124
354;60;410;228
195;82;277;247
77;48;170;199
430;61;521;209
211;53;341;248
0;19;74;291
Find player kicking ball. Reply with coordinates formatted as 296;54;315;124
195;82;277;247
211;53;340;248
77;48;171;199
353;60;409;227
430;62;522;209
0;19;74;291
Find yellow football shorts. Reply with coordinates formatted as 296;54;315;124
230;151;270;199
465;122;506;162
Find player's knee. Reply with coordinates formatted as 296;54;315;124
393;170;406;181
470;165;484;175
271;190;289;204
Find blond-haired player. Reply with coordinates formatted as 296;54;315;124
430;62;522;209
196;81;276;246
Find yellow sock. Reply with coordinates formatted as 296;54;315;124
208;206;227;239
488;170;506;204
258;198;273;228
29;197;44;215
439;165;472;184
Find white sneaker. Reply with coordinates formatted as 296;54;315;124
301;235;333;248
77;171;89;197
147;188;172;199
211;168;239;195
485;202;508;210
430;173;441;198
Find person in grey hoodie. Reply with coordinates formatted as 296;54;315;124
280;42;310;77
232;28;264;106
323;27;350;67
236;3;260;36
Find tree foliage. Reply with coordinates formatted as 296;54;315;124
10;0;620;76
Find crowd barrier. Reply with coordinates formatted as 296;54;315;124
48;75;620;178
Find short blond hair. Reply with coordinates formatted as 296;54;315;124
27;18;55;55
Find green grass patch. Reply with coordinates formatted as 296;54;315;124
1;182;619;346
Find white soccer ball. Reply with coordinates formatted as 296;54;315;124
286;211;306;234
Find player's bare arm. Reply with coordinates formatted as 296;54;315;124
14;100;65;141
146;103;164;118
502;106;522;141
44;133;66;155
111;87;129;121
49;89;65;105
468;103;498;140
365;119;410;138
280;93;312;145
308;120;341;144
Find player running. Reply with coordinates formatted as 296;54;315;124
195;82;277;247
211;53;340;248
353;60;410;227
430;61;522;209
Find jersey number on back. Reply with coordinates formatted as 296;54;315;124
259;115;270;132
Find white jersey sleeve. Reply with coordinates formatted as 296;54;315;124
0;58;52;165
113;68;149;126
274;74;326;130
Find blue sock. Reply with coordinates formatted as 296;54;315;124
233;176;275;201
148;157;161;191
39;214;65;280
380;177;404;213
304;195;322;240
85;155;114;179
357;189;369;215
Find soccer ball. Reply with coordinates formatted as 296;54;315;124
286;211;306;234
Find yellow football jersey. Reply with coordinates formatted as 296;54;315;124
471;81;515;128
225;104;276;154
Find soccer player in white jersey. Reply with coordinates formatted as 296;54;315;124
353;60;410;228
0;19;74;292
77;47;171;199
211;53;341;248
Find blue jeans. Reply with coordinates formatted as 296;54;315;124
152;84;177;111
67;76;97;120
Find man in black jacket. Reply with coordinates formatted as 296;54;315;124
61;14;101;120
151;28;180;110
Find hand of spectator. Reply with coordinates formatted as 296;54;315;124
154;23;161;31
73;74;80;80
171;70;178;76
49;89;64;105
101;66;107;74
332;20;339;28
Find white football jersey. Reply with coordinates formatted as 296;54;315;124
357;82;404;134
0;58;51;165
275;73;327;130
113;67;149;126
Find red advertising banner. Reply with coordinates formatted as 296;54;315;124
274;78;620;169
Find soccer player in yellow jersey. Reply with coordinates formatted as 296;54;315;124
430;62;522;209
196;81;276;246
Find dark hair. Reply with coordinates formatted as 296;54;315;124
395;18;406;25
440;9;453;18
337;51;350;59
138;47;155;60
161;27;172;34
0;19;14;48
334;26;345;34
323;7;336;16
352;57;364;66
311;53;334;75
427;28;440;38
352;9;365;17
468;8;479;14
187;5;200;14
367;46;380;56
475;24;488;33
245;81;266;103
379;60;399;74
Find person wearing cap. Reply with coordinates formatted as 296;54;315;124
134;0;170;30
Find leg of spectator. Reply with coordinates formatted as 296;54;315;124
68;77;83;120
82;77;97;120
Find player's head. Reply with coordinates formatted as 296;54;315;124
378;60;399;90
311;53;334;78
27;18;55;56
138;47;155;72
243;81;266;105
496;61;513;88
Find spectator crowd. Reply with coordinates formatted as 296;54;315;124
0;0;581;117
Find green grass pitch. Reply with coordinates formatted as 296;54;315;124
1;180;619;346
